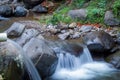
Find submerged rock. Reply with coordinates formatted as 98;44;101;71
82;31;115;54
23;38;58;79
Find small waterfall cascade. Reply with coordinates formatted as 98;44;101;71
53;47;93;70
7;39;41;80
50;45;120;80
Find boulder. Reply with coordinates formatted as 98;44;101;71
82;31;115;54
15;28;39;46
0;5;12;17
6;22;26;38
23;38;58;79
0;40;24;80
32;5;48;13
23;0;44;9
104;11;120;26
14;6;27;17
68;9;87;20
106;50;120;69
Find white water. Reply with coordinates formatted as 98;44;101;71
50;46;120;80
8;39;41;80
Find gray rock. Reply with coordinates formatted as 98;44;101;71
0;40;24;80
68;9;87;20
14;6;27;17
106;50;120;69
0;5;12;17
23;38;58;78
0;16;9;21
23;0;44;9
6;22;26;38
58;32;70;40
82;31;115;53
72;32;81;39
79;25;93;32
104;11;120;26
15;28;39;46
32;5;48;13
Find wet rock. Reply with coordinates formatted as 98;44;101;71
0;16;9;21
23;0;44;9
106;50;120;69
79;25;93;32
15;28;39;46
58;32;70;40
82;31;115;54
32;5;48;13
0;40;24;80
68;9;87;20
104;11;120;26
0;5;12;17
23;38;58;78
6;22;26;38
14;6;27;17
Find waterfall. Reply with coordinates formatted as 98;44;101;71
53;47;93;70
8;39;41;80
49;45;120;80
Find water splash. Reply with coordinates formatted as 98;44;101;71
7;39;41;80
50;46;120;80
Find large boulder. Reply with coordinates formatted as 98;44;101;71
104;11;120;26
82;31;115;54
23;38;58;79
0;5;12;17
0;40;24;80
23;0;44;9
68;9;87;20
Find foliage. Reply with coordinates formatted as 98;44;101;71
48;7;73;24
112;0;120;18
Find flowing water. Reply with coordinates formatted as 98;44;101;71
49;45;120;80
7;39;41;80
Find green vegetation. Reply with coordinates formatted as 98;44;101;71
112;0;120;18
39;0;120;25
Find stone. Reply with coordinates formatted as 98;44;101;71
32;5;48;13
14;6;27;17
72;32;81;39
0;40;24;80
69;22;76;28
79;25;93;32
82;31;115;54
68;9;87;20
106;50;120;69
104;11;120;26
15;28;39;46
0;5;12;17
23;0;44;9
58;32;70;40
0;16;9;21
23;38;58;78
6;22;26;38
